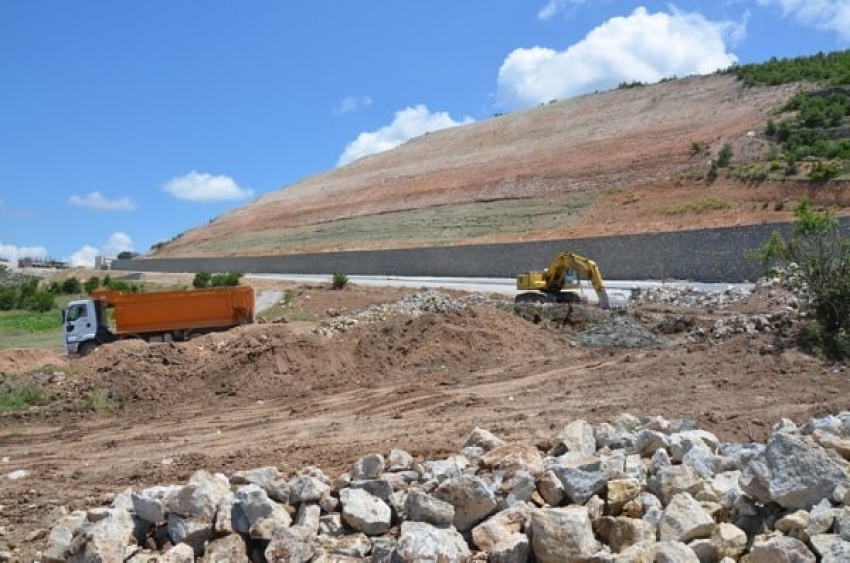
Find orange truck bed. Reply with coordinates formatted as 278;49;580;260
90;286;254;336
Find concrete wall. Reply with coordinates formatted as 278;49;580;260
115;218;850;283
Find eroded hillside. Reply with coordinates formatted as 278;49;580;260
153;74;845;258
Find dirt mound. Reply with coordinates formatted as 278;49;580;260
0;348;67;375
67;303;564;412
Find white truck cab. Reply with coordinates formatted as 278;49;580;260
62;298;112;355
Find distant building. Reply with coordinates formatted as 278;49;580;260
18;257;70;269
95;256;113;270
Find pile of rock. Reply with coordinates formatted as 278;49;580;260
634;284;753;309
42;412;850;562
314;291;499;336
576;311;666;348
706;312;796;340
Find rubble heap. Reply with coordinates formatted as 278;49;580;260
314;291;500;336
633;284;753;309
42;412;850;562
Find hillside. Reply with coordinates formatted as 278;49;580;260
153;73;850;258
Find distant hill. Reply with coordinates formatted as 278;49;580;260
152;67;850;258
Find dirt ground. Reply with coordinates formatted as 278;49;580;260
1;279;849;559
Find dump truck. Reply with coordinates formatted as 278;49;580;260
62;286;255;356
516;251;613;308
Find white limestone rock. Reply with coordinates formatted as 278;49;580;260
339;487;392;536
530;506;599;563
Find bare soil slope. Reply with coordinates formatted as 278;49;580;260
154;74;850;258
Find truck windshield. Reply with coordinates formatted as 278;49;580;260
66;304;88;322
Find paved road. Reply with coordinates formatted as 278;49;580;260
246;274;753;305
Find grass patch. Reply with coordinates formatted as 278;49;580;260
0;310;63;332
80;387;116;413
0;384;55;412
662;197;731;215
0;310;64;351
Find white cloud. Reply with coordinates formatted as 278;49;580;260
163;171;254;202
68;245;99;268
497;7;739;109
538;0;567;20
102;232;134;256
337;105;474;166
69;191;136;211
756;0;850;41
67;232;135;268
538;0;589;20
0;243;48;266
333;95;373;115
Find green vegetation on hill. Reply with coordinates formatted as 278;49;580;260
767;89;850;167
688;50;850;183
730;50;850;87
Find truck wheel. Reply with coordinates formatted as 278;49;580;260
78;341;98;357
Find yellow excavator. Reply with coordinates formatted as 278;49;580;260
516;251;611;308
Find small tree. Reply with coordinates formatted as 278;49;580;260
84;276;101;294
750;198;850;358
17;278;39;307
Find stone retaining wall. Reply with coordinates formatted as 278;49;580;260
115;219;850;282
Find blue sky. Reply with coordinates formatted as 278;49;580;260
1;1;848;267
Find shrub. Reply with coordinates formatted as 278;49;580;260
715;143;733;168
84;276;100;294
15;279;38;309
0;288;16;310
750;198;850;359
61;277;81;294
331;272;349;290
689;142;705;156
192;271;212;288
663;198;730;215
809;161;842;181
101;279;138;292
706;163;719;183
211;272;243;287
26;291;55;312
